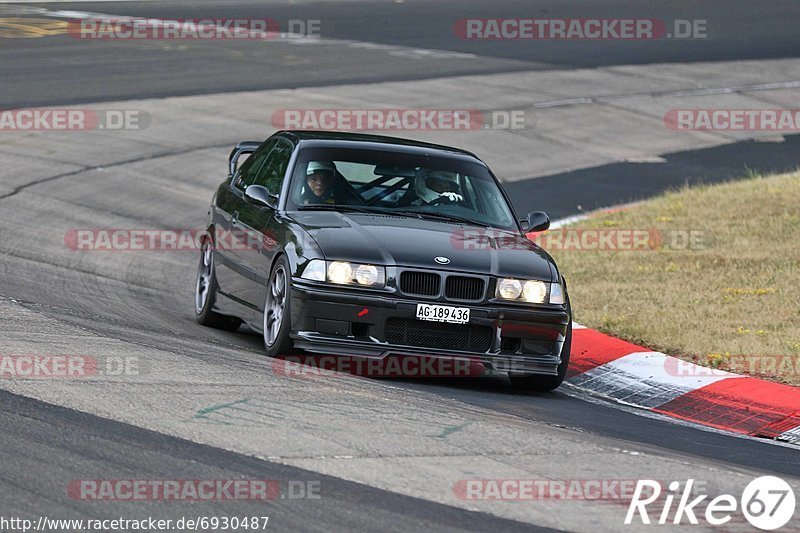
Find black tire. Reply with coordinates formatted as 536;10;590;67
262;255;294;357
194;236;242;331
510;319;572;392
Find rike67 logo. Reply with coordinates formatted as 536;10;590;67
626;476;796;530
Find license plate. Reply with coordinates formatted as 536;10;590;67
415;303;470;324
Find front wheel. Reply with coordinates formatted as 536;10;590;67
262;256;294;357
509;320;572;392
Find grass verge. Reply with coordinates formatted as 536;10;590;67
545;171;800;385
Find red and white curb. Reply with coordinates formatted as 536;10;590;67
566;324;800;444
546;209;799;444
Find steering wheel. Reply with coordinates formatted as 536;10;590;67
428;194;461;206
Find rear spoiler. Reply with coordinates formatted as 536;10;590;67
228;141;262;177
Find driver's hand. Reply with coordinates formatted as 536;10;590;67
439;192;463;203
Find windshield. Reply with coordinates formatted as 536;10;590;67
285;146;518;230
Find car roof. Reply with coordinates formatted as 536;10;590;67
275;130;484;163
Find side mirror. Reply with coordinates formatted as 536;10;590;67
228;141;262;178
520;211;550;232
244;185;277;209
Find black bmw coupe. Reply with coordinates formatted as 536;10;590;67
196;130;572;390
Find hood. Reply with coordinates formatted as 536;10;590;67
290;211;556;280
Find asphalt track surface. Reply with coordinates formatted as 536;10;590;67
506;134;800;219
2;0;800;108
1;1;800;531
0;389;545;532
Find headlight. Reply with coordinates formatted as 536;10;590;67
497;278;522;299
496;278;564;304
355;264;379;286
303;260;385;288
300;260;386;287
522;280;548;303
328;261;353;284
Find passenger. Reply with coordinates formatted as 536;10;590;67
301;161;338;204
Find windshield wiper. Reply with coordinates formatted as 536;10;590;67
297;204;382;214
296;205;492;227
297;204;427;219
392;209;492;227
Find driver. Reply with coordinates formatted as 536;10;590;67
301;161;338;205
405;169;463;205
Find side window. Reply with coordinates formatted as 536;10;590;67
233;140;276;191
252;139;294;195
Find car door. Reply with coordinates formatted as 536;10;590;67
213;140;276;301
230;138;295;310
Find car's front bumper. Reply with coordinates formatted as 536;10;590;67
288;281;570;376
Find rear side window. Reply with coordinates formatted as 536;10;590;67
233;139;276;191
253;138;294;195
